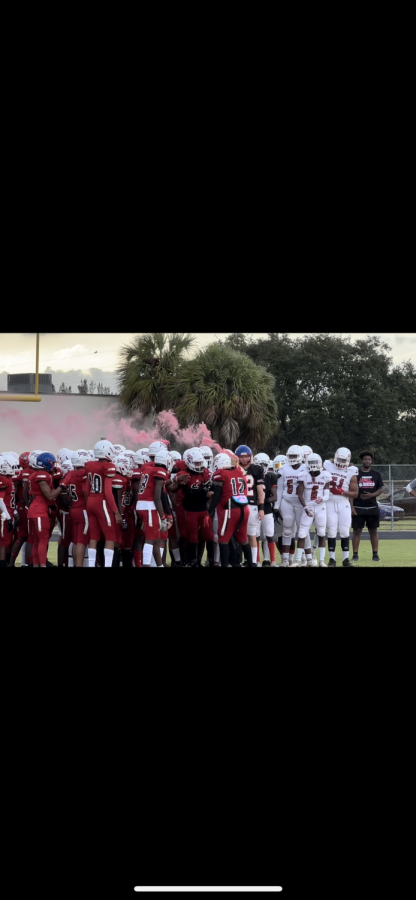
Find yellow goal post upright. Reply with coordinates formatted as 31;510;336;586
0;333;42;402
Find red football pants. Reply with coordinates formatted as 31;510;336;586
217;505;249;544
184;509;214;543
28;515;50;565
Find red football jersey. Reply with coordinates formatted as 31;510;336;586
121;478;133;512
0;473;14;513
12;467;31;505
171;459;188;509
212;468;248;504
136;462;167;504
84;460;116;494
61;468;87;509
27;470;53;517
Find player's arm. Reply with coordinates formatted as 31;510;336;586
153;478;165;521
269;479;278;506
297;481;307;508
0;493;11;520
39;481;63;503
341;475;358;499
104;475;122;522
207;481;223;516
167;471;190;493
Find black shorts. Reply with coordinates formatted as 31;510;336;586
352;512;380;530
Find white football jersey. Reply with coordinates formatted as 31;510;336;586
279;463;307;504
323;461;358;500
303;471;332;506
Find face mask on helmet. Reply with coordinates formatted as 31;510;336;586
253;452;270;473
184;448;205;473
0;455;15;476
334;448;351;470
307;454;322;476
286;445;303;467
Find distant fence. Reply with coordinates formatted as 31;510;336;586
367;465;416;531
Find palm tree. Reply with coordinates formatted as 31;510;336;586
117;333;195;415
165;343;279;450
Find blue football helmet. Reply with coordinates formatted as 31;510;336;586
36;452;56;473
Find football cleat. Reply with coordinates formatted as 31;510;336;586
328;558;337;567
343;558;354;567
307;557;318;567
319;561;328;567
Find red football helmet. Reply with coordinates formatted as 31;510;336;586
19;451;30;469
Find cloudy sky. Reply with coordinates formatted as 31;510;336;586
1;332;416;393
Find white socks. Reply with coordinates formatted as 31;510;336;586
68;543;74;567
329;550;336;560
295;548;303;562
171;548;180;562
262;540;270;561
251;546;257;564
104;548;114;567
88;548;97;567
342;550;349;561
319;547;326;562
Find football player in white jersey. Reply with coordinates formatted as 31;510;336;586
276;445;309;567
323;448;358;567
291;454;332;567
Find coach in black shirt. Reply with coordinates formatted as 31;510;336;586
351;451;384;562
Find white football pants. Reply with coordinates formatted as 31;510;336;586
298;504;327;539
326;499;352;538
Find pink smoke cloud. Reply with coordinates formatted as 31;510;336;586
0;403;222;454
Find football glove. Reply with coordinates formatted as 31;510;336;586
331;487;344;495
121;515;128;531
160;517;169;533
7;518;14;532
166;515;173;530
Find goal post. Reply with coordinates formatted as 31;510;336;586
0;333;42;401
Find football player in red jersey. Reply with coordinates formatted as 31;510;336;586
110;453;130;568
168;448;214;567
53;458;73;567
83;440;122;567
61;452;90;567
8;452;31;566
26;452;64;567
130;449;150;567
0;454;16;566
208;453;254;567
116;452;135;568
132;447;170;567
166;457;191;564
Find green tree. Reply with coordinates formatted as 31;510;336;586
165;343;278;449
117;333;195;415
246;333;416;463
78;379;88;394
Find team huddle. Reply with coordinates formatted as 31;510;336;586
0;440;359;567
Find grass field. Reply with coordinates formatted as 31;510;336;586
14;539;415;567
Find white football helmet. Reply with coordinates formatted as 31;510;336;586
200;445;213;465
0;453;15;476
286;445;303;467
300;445;313;463
154;448;170;468
307;453;323;474
113;444;126;454
28;451;40;469
94;440;116;462
148;441;166;458
213;453;232;471
169;450;182;463
77;449;89;459
123;449;136;461
183;448;206;473
87;450;96;460
253;452;270;473
57;448;73;467
273;455;288;471
334;447;351;470
116;452;134;477
267;459;274;472
71;451;85;469
133;449;150;467
61;458;74;474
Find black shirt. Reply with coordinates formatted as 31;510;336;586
242;463;265;506
355;469;384;513
264;472;278;515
